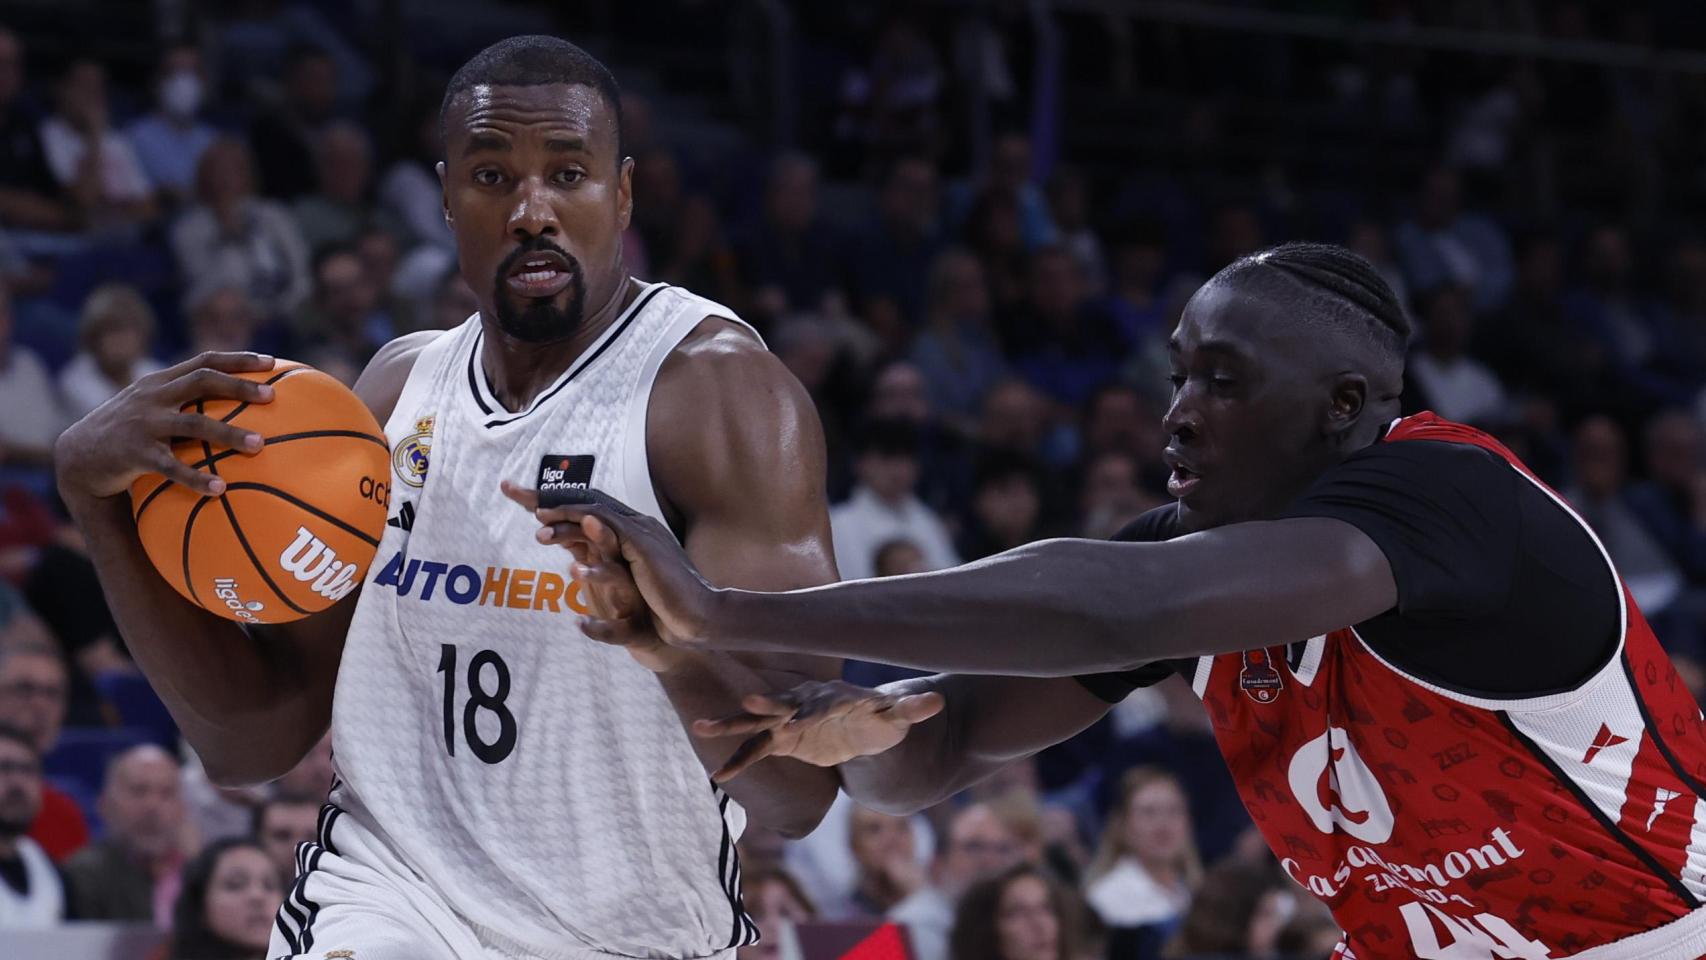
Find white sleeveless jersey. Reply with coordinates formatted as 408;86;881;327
326;282;758;957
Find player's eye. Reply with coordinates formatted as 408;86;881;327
472;168;505;186
554;169;586;185
1167;372;1186;390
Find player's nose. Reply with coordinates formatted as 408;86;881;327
507;176;562;240
1162;385;1202;443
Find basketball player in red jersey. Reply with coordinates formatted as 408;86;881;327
546;243;1706;959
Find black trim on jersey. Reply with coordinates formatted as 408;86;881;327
713;787;759;949
470;284;670;429
1620;655;1706;801
1497;711;1701;908
466;329;493;415
277;802;341;955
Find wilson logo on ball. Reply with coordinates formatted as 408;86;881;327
280;526;362;601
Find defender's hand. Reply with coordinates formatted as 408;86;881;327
56;351;276;501
499;482;698;671
691;680;944;782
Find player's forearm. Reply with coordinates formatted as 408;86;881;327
654;652;839;838
838;674;1113;814
835;676;1000;814
63;492;328;784
711;539;1170;675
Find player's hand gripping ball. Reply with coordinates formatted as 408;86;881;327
130;360;391;623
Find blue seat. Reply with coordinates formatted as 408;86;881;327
93;672;179;751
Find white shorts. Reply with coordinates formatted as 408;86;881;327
268;802;739;960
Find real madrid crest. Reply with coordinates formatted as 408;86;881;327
394;414;434;487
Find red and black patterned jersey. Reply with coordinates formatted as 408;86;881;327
1081;413;1706;959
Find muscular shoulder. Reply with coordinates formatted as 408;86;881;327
353;330;444;425
646;318;825;522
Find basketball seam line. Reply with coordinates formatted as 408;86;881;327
220;481;382;548
217;366;306;424
133;430;390;522
207;440;313;617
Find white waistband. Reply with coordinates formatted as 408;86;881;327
1563;906;1706;960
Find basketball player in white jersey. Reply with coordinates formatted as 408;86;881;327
53;36;842;959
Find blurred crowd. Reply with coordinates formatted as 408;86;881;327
6;1;1706;958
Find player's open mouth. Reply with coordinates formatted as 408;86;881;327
1163;449;1202;498
506;252;575;299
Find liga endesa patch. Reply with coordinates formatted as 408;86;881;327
535;455;595;507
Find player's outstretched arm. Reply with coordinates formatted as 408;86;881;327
56;337;431;786
541;504;1398;677
695;674;1115;815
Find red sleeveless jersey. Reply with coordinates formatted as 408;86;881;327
1193;413;1706;959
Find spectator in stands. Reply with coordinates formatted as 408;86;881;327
911;248;1008;430
1566;416;1696;649
830;419;959;580
291;121;378;253
1163;859;1298;959
1405;285;1508;425
426;268;480;332
1046;167;1105;297
867;359;967;510
39;58;156;227
252;792;317;890
733;152;843;318
949;863;1081;960
962;189;1029;319
166;837;283;960
1080;384;1165;484
978;378;1051;463
125;43;217;208
62;743;186;924
738;868;817;960
1567;225;1699;412
1006;246;1122;408
847;156;942;335
0;27;73;230
379;100;452;253
844;805;922;919
182;286;263;358
0;280;68;473
0;643;88;863
0;724;61;927
172;138;313;320
58;283;165;420
249;45;338;200
874;539;928;578
957;452;1045;562
1206;202;1267;274
274;731;335;800
1104;223;1171;354
295;244;393;362
1080;452;1159;540
1083;768;1199;934
1628;411;1706;589
891;803;1021;960
1394;166;1514;314
1476;231;1610;418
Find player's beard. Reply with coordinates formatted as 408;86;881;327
492;243;587;344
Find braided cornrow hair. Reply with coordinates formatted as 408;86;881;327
1223;241;1411;358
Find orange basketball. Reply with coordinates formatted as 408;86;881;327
129;360;391;624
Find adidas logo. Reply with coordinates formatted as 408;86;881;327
387;502;416;532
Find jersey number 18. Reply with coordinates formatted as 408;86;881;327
436;644;518;763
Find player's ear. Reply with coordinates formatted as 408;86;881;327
1325;372;1367;442
617;156;634;233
